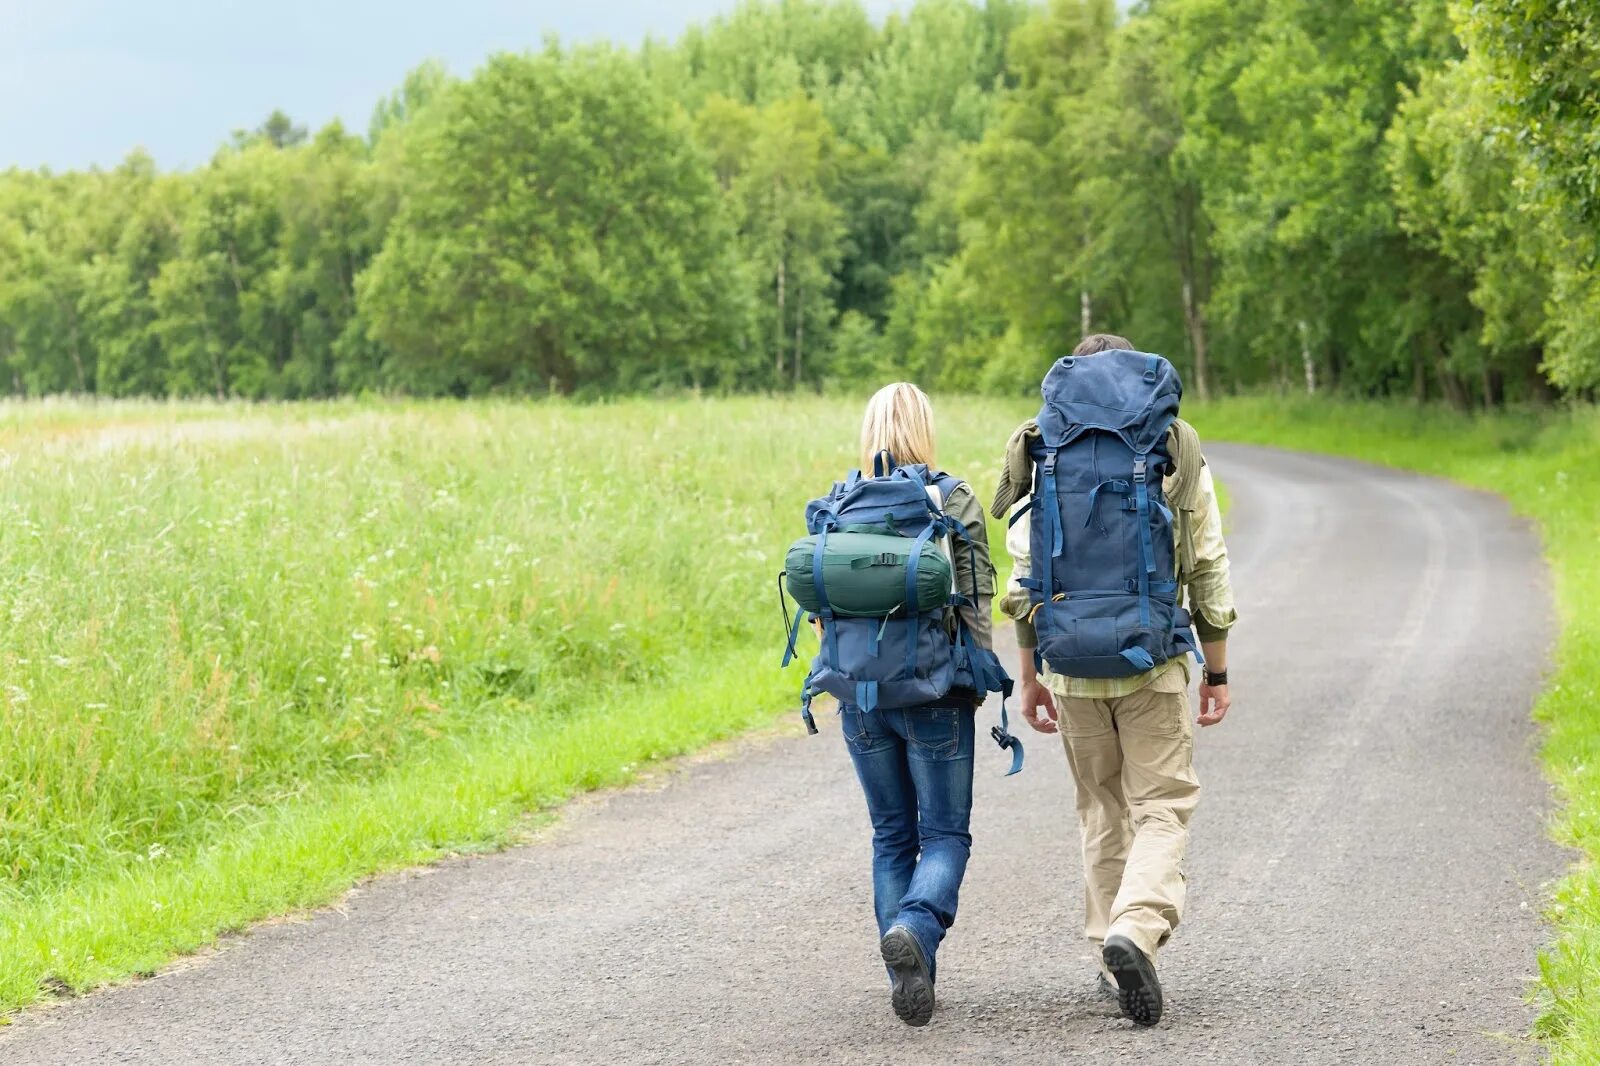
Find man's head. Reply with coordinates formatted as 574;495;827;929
1072;333;1134;356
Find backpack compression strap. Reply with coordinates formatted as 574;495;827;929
901;519;940;680
1122;453;1158;673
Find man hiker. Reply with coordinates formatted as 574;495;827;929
993;333;1236;1027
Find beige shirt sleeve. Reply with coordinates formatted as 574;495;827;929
1184;464;1237;641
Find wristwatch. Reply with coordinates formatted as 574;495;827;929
1204;668;1229;687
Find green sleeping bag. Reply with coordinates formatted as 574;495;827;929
785;531;953;618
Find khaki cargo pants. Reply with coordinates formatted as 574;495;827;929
1057;683;1200;970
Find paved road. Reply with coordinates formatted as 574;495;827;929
2;444;1561;1064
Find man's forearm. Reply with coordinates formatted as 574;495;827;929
1201;639;1227;675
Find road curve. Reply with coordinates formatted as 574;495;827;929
2;444;1561;1064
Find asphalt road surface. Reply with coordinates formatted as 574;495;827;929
2;444;1561;1064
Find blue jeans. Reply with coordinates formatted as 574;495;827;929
840;701;976;980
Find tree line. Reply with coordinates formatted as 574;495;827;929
0;0;1594;406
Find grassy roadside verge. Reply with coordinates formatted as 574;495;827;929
1188;396;1600;1060
0;647;788;1013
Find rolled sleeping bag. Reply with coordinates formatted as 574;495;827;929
785;531;953;618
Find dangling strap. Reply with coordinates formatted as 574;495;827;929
990;691;1024;777
799;681;818;735
873;450;894;477
781;606;806;667
855;680;880;713
867;610;894;656
779;572;805;667
988;684;1025;776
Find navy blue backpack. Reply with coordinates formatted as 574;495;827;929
1018;349;1203;679
782;458;1023;775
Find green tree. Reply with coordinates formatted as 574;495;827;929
717;94;847;388
1458;1;1600;392
80;154;189;396
1387;55;1552;402
368;60;454;145
956;0;1120;360
358;47;748;394
151;142;291;398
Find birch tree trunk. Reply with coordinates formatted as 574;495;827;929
1298;319;1317;395
793;285;803;388
774;252;786;383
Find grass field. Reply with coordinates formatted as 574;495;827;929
0;393;1595;1060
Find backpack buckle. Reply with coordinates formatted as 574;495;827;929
1132;458;1148;482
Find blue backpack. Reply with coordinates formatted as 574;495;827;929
1019;349;1204;679
782;457;1023;775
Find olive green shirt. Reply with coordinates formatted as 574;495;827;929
942;481;997;651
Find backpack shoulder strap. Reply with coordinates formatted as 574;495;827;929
925;472;963;596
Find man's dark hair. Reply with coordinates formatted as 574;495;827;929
1072;333;1135;356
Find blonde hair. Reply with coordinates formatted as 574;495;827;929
859;382;936;471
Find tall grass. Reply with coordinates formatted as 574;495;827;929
0;395;1030;1014
1188;396;1600;1063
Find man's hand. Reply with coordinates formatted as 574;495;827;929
1019;676;1059;734
1197;682;1230;727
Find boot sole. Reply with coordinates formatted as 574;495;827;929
880;927;935;1027
1103;936;1163;1027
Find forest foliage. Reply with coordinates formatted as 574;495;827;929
1;0;1597;406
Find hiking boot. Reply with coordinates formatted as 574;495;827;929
880;925;935;1027
1102;934;1162;1027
